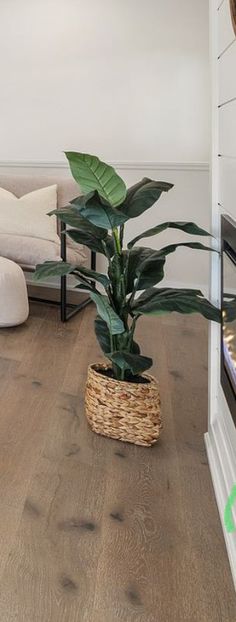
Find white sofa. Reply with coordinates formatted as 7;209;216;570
0;174;92;321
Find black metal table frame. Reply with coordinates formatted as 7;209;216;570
28;221;96;322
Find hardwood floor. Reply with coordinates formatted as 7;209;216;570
0;303;235;621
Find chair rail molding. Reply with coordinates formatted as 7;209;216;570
0;160;209;172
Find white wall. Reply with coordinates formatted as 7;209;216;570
0;0;209;162
0;161;210;288
0;0;210;287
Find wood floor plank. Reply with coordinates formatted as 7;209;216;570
0;356;19;398
61;304;102;397
17;315;82;391
0;314;44;362
0;307;235;621
163;315;236;621
0;391;107;622
90;319;185;622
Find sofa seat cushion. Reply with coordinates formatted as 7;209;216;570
0;233;87;269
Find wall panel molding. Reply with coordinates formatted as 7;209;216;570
0;160;209;172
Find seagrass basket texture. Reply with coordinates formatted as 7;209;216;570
85;363;162;447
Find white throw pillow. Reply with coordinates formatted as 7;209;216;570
0;184;87;268
0;185;58;243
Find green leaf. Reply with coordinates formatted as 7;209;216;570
73;190;128;230
131;340;141;355
65;151;127;207
132;287;221;322
67;228;115;257
126;241;216;291
125;177;152;201
33;261;76;280
136;253;165;290
125;240;215;295
49;206;115;256
128;221;211;249
125;248;150;294
70;190;95;208
90;292;125;335
125;247;165;293
94;316;111;354
113;330;141;355
157;242;216;258
75;282;97;293
49;206;104;231
119;178;173;219
108;351;153;375
74;265;110;289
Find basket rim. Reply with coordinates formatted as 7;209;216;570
88;362;158;388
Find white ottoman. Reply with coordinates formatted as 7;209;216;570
0;257;29;327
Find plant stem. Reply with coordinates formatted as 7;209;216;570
112;227;122;255
128;279;139;309
120;225;124;247
109;331;114;353
102;240;112;269
120;368;125;381
128;317;137;348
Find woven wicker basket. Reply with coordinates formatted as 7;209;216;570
85;363;162;447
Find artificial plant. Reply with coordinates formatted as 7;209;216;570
34;152;221;381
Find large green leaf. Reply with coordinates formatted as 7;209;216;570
127;241;216;291
49;206;115;256
49;205;103;231
128;221;211;249
67;228;114;257
132;287;221;322
119;178;173;219
124;248;151;294
90;292;125;335
33;261;77;280
157;241;216;258
136;253;165;290
73;190;128;230
125;241;215;295
94;316;111;354
108;351;153;375
69;190;95;208
74;265;110;289
124;177;151;202
65;151;127;207
34;261;96;292
125;247;165;293
129;339;141;355
94;316;141;357
75;282;97;293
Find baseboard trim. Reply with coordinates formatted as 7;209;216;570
205;426;236;591
0;160;209;172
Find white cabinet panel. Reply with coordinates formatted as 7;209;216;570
218;0;235;55
219;156;236;217
219;99;236;155
219;39;236;103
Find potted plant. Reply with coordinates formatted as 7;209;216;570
34;152;221;447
